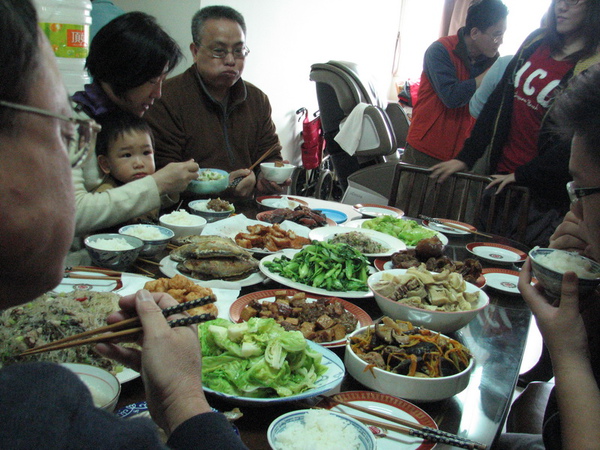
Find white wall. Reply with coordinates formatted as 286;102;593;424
115;0;401;164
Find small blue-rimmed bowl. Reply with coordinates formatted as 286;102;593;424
118;224;174;257
529;247;600;298
268;409;376;450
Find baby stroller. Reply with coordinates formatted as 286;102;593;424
290;107;342;200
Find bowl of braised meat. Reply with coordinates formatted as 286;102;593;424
345;318;474;402
189;198;235;223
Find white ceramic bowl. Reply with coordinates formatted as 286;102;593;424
344;326;474;402
84;233;143;271
61;363;121;412
187;168;229;195
368;269;489;333
529;247;600;298
267;409;376;450
189;199;235;223
260;162;296;183
118;224;174;257
159;210;207;239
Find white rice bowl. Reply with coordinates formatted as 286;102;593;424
268;409;375;450
160;210;204;226
529;247;600;298
120;224;168;241
89;237;135;251
533;250;598;278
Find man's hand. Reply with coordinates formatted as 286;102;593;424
228;168;255;198
256;171;291;194
550;206;591;256
96;290;211;435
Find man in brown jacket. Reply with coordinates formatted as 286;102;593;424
145;5;288;198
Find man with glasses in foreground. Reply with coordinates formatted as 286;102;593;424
497;64;600;449
146;5;287;198
0;1;246;448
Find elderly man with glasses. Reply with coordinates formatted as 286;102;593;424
145;5;287;198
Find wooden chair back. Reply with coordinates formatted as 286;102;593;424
388;162;531;242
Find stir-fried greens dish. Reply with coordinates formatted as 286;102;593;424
350;317;471;378
362;216;436;246
263;241;370;292
199;317;328;398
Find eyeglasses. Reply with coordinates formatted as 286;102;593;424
566;181;600;203
486;32;504;44
197;44;250;59
0;99;101;168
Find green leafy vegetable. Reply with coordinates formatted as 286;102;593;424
263;241;369;292
199;318;328;398
362;216;436;246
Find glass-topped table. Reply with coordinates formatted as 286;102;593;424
123;197;532;449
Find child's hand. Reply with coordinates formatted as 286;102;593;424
152;160;199;194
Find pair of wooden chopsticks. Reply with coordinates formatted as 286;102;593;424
67;263;155;279
230;143;281;188
419;214;493;239
318;395;487;450
19;295;216;357
64;266;122;281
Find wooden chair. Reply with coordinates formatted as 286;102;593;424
388;162;532;243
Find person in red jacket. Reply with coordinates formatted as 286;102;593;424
404;0;508;167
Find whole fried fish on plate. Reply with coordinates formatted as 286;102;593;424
170;235;253;261
169;235;259;281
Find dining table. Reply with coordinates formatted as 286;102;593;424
115;195;533;450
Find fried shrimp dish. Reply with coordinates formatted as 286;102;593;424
144;274;218;316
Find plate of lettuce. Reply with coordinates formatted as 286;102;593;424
199;318;344;406
347;217;448;249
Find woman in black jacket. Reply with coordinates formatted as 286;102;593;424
430;0;600;247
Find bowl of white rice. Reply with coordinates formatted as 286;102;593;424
267;409;375;450
159;210;207;239
529;247;600;298
61;363;121;412
118;224;174;257
84;233;144;271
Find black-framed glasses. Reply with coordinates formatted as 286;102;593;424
198;44;250;59
0;99;101;168
566;181;600;203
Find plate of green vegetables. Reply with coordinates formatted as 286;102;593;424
346;217;448;249
259;242;375;298
199;318;345;406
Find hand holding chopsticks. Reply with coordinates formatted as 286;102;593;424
19;295;216;357
229;143;281;188
319;395;487;450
